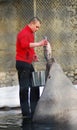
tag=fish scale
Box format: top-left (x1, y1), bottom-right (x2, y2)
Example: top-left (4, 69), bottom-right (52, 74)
top-left (43, 36), bottom-right (52, 61)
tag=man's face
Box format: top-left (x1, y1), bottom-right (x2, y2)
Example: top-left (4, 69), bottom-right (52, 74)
top-left (32, 21), bottom-right (41, 32)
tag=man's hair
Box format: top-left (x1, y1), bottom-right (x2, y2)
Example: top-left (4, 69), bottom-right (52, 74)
top-left (29, 17), bottom-right (41, 24)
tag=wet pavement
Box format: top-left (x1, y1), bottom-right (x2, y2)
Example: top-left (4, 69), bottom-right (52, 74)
top-left (0, 109), bottom-right (77, 130)
top-left (0, 109), bottom-right (21, 130)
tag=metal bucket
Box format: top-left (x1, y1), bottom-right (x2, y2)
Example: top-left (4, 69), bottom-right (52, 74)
top-left (32, 71), bottom-right (46, 87)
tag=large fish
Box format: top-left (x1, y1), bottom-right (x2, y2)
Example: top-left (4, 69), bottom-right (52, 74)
top-left (43, 36), bottom-right (52, 61)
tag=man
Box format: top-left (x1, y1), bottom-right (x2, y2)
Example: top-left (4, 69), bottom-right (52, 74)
top-left (16, 17), bottom-right (48, 120)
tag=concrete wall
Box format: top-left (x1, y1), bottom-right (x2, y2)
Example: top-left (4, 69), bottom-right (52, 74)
top-left (0, 0), bottom-right (34, 86)
top-left (0, 0), bottom-right (77, 87)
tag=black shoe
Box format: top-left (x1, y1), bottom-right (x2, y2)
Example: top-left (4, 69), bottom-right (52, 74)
top-left (22, 117), bottom-right (32, 125)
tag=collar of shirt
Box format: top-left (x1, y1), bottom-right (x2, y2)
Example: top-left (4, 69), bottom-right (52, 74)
top-left (25, 25), bottom-right (33, 33)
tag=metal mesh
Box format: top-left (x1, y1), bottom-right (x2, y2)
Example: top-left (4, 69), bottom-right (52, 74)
top-left (34, 0), bottom-right (77, 71)
top-left (15, 0), bottom-right (34, 30)
top-left (0, 0), bottom-right (77, 72)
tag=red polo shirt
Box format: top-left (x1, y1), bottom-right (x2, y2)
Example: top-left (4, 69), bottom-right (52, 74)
top-left (16, 25), bottom-right (36, 64)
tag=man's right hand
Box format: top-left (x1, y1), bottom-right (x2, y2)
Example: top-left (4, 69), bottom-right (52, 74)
top-left (39, 39), bottom-right (48, 46)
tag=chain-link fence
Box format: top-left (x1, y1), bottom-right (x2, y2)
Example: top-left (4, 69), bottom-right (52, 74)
top-left (14, 0), bottom-right (77, 71)
top-left (0, 0), bottom-right (77, 85)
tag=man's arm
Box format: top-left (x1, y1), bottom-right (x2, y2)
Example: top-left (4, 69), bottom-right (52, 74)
top-left (30, 39), bottom-right (48, 48)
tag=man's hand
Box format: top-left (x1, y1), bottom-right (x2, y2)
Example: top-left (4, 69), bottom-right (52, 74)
top-left (33, 54), bottom-right (39, 62)
top-left (39, 39), bottom-right (48, 46)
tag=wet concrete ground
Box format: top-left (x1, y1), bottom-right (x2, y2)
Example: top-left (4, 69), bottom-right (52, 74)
top-left (0, 109), bottom-right (77, 130)
top-left (0, 109), bottom-right (21, 130)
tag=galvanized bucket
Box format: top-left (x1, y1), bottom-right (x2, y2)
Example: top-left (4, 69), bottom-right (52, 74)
top-left (32, 71), bottom-right (46, 87)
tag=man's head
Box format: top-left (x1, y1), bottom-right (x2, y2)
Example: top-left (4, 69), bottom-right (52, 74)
top-left (28, 17), bottom-right (41, 32)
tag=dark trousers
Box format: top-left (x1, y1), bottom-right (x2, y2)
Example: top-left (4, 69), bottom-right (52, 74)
top-left (16, 61), bottom-right (40, 117)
